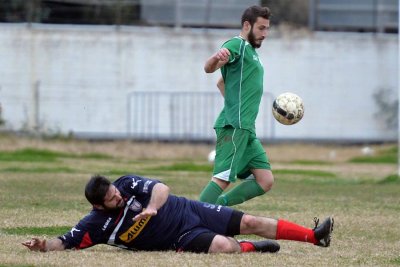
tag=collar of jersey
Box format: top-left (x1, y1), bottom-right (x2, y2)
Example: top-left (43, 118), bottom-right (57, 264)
top-left (236, 35), bottom-right (250, 45)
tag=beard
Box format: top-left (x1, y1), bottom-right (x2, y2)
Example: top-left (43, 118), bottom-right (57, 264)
top-left (248, 27), bottom-right (263, 48)
top-left (102, 199), bottom-right (125, 211)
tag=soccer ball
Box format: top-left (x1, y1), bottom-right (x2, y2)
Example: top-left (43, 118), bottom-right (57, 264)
top-left (272, 92), bottom-right (304, 125)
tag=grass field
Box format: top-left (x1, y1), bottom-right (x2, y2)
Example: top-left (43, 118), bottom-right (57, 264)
top-left (0, 134), bottom-right (399, 267)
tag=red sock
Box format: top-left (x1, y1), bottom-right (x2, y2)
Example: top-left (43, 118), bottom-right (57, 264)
top-left (239, 241), bottom-right (256, 252)
top-left (276, 219), bottom-right (316, 244)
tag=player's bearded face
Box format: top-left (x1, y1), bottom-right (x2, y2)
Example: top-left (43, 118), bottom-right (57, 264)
top-left (248, 28), bottom-right (261, 48)
top-left (102, 185), bottom-right (125, 210)
top-left (247, 18), bottom-right (269, 48)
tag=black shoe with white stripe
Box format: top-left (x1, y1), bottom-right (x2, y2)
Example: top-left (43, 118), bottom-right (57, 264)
top-left (313, 217), bottom-right (334, 247)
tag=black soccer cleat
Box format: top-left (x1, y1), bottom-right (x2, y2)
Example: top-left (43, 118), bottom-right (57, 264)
top-left (313, 217), bottom-right (334, 247)
top-left (244, 240), bottom-right (280, 253)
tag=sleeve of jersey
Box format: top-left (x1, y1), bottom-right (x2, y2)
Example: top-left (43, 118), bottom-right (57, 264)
top-left (222, 38), bottom-right (242, 64)
top-left (57, 220), bottom-right (100, 250)
top-left (119, 175), bottom-right (161, 197)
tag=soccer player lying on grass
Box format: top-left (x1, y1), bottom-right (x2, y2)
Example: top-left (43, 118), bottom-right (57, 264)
top-left (22, 175), bottom-right (334, 253)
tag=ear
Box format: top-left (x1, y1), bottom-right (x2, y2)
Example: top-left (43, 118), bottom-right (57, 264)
top-left (243, 21), bottom-right (251, 33)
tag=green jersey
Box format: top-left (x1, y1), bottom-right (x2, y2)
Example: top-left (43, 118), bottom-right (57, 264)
top-left (214, 36), bottom-right (264, 133)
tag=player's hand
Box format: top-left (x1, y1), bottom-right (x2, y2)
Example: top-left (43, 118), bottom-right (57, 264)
top-left (22, 238), bottom-right (47, 252)
top-left (133, 208), bottom-right (157, 221)
top-left (213, 48), bottom-right (230, 64)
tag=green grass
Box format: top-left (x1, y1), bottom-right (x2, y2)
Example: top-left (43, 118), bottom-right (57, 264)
top-left (0, 148), bottom-right (68, 162)
top-left (148, 162), bottom-right (213, 172)
top-left (0, 148), bottom-right (112, 162)
top-left (378, 174), bottom-right (400, 184)
top-left (390, 257), bottom-right (400, 265)
top-left (78, 153), bottom-right (113, 159)
top-left (349, 146), bottom-right (398, 164)
top-left (0, 166), bottom-right (76, 173)
top-left (289, 160), bottom-right (332, 165)
top-left (2, 226), bottom-right (71, 236)
top-left (274, 169), bottom-right (336, 177)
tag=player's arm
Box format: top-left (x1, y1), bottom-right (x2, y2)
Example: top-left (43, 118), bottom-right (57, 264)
top-left (22, 237), bottom-right (65, 252)
top-left (133, 183), bottom-right (170, 221)
top-left (204, 48), bottom-right (230, 73)
top-left (217, 76), bottom-right (225, 97)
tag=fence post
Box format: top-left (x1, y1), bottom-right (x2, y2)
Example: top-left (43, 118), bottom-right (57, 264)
top-left (33, 80), bottom-right (40, 132)
top-left (174, 0), bottom-right (182, 29)
top-left (308, 0), bottom-right (316, 31)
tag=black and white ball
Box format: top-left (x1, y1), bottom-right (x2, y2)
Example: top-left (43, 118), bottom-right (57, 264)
top-left (272, 92), bottom-right (304, 125)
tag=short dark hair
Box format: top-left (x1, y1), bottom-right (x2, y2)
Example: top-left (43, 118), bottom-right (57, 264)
top-left (85, 175), bottom-right (111, 205)
top-left (241, 5), bottom-right (271, 27)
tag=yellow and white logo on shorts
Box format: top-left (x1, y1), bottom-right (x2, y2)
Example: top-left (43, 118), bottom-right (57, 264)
top-left (119, 215), bottom-right (151, 243)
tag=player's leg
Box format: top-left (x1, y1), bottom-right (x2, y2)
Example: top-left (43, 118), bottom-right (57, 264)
top-left (183, 201), bottom-right (280, 253)
top-left (183, 232), bottom-right (279, 253)
top-left (180, 232), bottom-right (243, 253)
top-left (209, 235), bottom-right (280, 253)
top-left (240, 214), bottom-right (334, 247)
top-left (199, 127), bottom-right (248, 204)
top-left (206, 209), bottom-right (279, 253)
top-left (208, 235), bottom-right (241, 253)
top-left (247, 137), bottom-right (274, 193)
top-left (199, 178), bottom-right (229, 204)
top-left (252, 168), bottom-right (274, 192)
top-left (216, 137), bottom-right (272, 206)
top-left (215, 176), bottom-right (265, 206)
top-left (199, 127), bottom-right (229, 203)
top-left (215, 168), bottom-right (273, 205)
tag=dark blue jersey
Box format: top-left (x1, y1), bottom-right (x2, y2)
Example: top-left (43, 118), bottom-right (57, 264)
top-left (58, 175), bottom-right (236, 251)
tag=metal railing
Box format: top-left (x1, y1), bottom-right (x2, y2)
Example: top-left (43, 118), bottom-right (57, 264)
top-left (127, 91), bottom-right (275, 142)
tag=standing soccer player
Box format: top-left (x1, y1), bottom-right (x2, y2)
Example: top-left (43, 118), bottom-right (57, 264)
top-left (199, 6), bottom-right (274, 206)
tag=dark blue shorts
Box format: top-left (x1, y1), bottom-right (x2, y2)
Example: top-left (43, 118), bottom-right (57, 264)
top-left (174, 199), bottom-right (243, 253)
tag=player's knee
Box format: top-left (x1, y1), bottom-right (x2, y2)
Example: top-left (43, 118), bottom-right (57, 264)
top-left (240, 214), bottom-right (259, 230)
top-left (265, 175), bottom-right (274, 190)
top-left (209, 236), bottom-right (239, 253)
top-left (259, 174), bottom-right (274, 192)
top-left (212, 177), bottom-right (230, 190)
top-left (254, 170), bottom-right (274, 192)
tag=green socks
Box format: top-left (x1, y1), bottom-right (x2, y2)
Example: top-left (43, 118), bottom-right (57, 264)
top-left (216, 180), bottom-right (265, 206)
top-left (199, 181), bottom-right (223, 204)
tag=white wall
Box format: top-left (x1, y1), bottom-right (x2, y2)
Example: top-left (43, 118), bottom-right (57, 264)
top-left (0, 24), bottom-right (397, 141)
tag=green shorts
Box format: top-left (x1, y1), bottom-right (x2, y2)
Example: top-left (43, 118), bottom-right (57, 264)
top-left (212, 126), bottom-right (271, 183)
